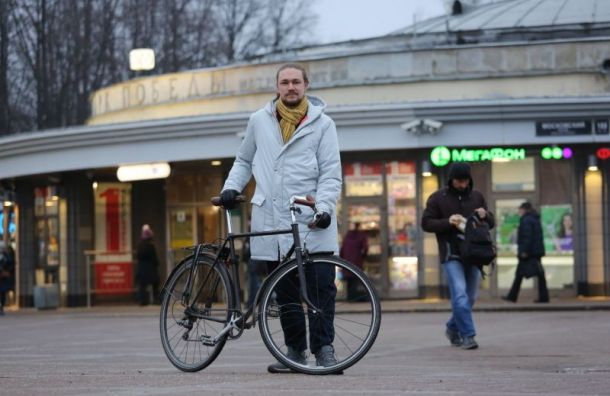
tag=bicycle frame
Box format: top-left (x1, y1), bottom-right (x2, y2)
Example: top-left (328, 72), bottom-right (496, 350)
top-left (179, 196), bottom-right (321, 335)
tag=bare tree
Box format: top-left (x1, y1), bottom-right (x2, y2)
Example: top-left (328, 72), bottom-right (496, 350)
top-left (0, 1), bottom-right (11, 134)
top-left (262, 0), bottom-right (318, 53)
top-left (212, 0), bottom-right (263, 63)
top-left (2, 0), bottom-right (319, 134)
top-left (156, 0), bottom-right (217, 73)
top-left (8, 0), bottom-right (123, 130)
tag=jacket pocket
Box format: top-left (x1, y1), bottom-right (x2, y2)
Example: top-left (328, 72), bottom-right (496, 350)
top-left (251, 193), bottom-right (265, 206)
top-left (250, 192), bottom-right (267, 232)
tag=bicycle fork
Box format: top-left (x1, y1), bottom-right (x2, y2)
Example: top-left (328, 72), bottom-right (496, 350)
top-left (289, 209), bottom-right (322, 315)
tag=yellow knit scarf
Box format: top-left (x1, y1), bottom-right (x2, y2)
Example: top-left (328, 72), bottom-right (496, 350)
top-left (276, 98), bottom-right (308, 143)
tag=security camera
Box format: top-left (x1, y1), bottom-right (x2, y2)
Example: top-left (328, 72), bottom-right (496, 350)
top-left (400, 119), bottom-right (423, 134)
top-left (422, 119), bottom-right (443, 133)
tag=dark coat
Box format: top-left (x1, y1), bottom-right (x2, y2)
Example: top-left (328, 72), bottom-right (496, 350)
top-left (340, 230), bottom-right (368, 268)
top-left (517, 211), bottom-right (545, 258)
top-left (135, 239), bottom-right (160, 285)
top-left (421, 177), bottom-right (495, 263)
top-left (0, 249), bottom-right (15, 293)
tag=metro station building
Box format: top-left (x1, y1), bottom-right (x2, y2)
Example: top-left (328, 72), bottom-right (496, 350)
top-left (0, 0), bottom-right (609, 307)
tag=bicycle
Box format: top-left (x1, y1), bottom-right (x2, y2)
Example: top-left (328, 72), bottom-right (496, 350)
top-left (159, 195), bottom-right (381, 375)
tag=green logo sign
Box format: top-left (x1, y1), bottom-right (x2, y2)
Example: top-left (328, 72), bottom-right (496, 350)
top-left (541, 146), bottom-right (572, 159)
top-left (430, 146), bottom-right (526, 167)
top-left (430, 146), bottom-right (452, 167)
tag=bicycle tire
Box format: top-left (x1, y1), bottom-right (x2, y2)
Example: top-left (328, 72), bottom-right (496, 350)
top-left (258, 255), bottom-right (381, 375)
top-left (160, 254), bottom-right (234, 372)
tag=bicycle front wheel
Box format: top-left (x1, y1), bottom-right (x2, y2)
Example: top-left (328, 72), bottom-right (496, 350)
top-left (258, 255), bottom-right (381, 375)
top-left (160, 254), bottom-right (234, 372)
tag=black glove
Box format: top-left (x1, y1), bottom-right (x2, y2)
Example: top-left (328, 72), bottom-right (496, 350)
top-left (309, 212), bottom-right (331, 229)
top-left (219, 189), bottom-right (240, 210)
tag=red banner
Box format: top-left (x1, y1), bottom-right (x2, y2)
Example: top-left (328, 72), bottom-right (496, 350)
top-left (94, 262), bottom-right (133, 294)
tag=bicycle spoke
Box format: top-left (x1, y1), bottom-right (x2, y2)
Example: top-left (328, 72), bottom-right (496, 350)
top-left (160, 256), bottom-right (233, 372)
top-left (259, 256), bottom-right (380, 374)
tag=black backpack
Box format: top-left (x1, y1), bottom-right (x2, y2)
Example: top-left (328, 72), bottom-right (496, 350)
top-left (460, 214), bottom-right (496, 267)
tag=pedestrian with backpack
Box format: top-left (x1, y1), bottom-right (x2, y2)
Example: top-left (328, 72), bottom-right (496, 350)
top-left (421, 162), bottom-right (495, 350)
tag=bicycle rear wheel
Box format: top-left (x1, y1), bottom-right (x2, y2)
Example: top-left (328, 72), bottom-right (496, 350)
top-left (258, 255), bottom-right (381, 375)
top-left (160, 254), bottom-right (234, 372)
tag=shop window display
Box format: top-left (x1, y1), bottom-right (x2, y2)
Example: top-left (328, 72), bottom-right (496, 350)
top-left (494, 157), bottom-right (574, 293)
top-left (492, 158), bottom-right (535, 191)
top-left (342, 160), bottom-right (419, 295)
top-left (34, 187), bottom-right (61, 285)
top-left (386, 161), bottom-right (418, 291)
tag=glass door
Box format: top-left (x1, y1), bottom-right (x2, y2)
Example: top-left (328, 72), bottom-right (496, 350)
top-left (386, 161), bottom-right (418, 298)
top-left (494, 198), bottom-right (534, 296)
top-left (167, 206), bottom-right (196, 266)
top-left (345, 200), bottom-right (386, 293)
top-left (167, 204), bottom-right (223, 270)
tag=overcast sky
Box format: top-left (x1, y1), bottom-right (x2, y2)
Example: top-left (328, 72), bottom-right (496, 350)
top-left (312, 0), bottom-right (448, 43)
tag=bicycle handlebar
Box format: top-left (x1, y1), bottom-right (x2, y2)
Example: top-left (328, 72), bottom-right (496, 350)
top-left (211, 195), bottom-right (246, 207)
top-left (290, 195), bottom-right (316, 210)
top-left (210, 194), bottom-right (317, 211)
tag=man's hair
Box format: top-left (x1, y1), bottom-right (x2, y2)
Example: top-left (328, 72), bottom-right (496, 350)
top-left (276, 63), bottom-right (309, 84)
top-left (519, 201), bottom-right (533, 211)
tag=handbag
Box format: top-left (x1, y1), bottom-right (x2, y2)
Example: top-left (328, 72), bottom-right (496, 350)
top-left (517, 257), bottom-right (542, 279)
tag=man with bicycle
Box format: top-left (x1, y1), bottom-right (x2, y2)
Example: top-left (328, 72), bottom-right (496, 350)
top-left (219, 63), bottom-right (342, 373)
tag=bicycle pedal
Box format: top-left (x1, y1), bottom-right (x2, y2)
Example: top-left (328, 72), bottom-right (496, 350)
top-left (200, 335), bottom-right (216, 346)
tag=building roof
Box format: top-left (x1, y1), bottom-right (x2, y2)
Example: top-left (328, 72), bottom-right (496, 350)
top-left (392, 0), bottom-right (610, 35)
top-left (254, 0), bottom-right (610, 63)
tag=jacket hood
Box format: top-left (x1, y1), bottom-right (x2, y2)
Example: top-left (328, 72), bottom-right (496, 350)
top-left (446, 162), bottom-right (473, 194)
top-left (265, 95), bottom-right (327, 121)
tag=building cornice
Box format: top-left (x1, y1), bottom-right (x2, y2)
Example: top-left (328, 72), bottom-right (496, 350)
top-left (1, 96), bottom-right (609, 179)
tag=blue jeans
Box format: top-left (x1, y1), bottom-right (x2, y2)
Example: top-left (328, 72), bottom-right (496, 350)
top-left (444, 260), bottom-right (481, 337)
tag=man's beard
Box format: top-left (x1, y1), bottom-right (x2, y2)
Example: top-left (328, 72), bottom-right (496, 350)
top-left (281, 95), bottom-right (303, 108)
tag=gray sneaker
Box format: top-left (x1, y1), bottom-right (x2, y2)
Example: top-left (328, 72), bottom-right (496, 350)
top-left (461, 336), bottom-right (479, 350)
top-left (445, 328), bottom-right (462, 347)
top-left (267, 347), bottom-right (307, 374)
top-left (315, 345), bottom-right (338, 367)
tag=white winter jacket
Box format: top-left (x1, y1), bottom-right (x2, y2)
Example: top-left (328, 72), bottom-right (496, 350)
top-left (222, 95), bottom-right (342, 260)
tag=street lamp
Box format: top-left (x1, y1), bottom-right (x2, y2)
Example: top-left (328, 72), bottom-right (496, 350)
top-left (129, 48), bottom-right (155, 71)
top-left (421, 160), bottom-right (433, 177)
top-left (588, 154), bottom-right (599, 172)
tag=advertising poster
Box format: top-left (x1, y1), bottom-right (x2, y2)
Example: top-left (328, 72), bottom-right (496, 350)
top-left (390, 257), bottom-right (418, 290)
top-left (541, 204), bottom-right (573, 254)
top-left (94, 183), bottom-right (133, 294)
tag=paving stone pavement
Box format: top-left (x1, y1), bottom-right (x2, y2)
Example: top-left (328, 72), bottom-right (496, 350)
top-left (0, 303), bottom-right (609, 395)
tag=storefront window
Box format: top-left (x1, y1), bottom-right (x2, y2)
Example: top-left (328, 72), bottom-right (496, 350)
top-left (344, 162), bottom-right (383, 196)
top-left (34, 187), bottom-right (62, 285)
top-left (538, 160), bottom-right (574, 290)
top-left (347, 204), bottom-right (382, 283)
top-left (166, 169), bottom-right (224, 266)
top-left (492, 158), bottom-right (535, 191)
top-left (494, 157), bottom-right (574, 293)
top-left (341, 159), bottom-right (420, 297)
top-left (386, 161), bottom-right (418, 291)
top-left (495, 198), bottom-right (535, 290)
